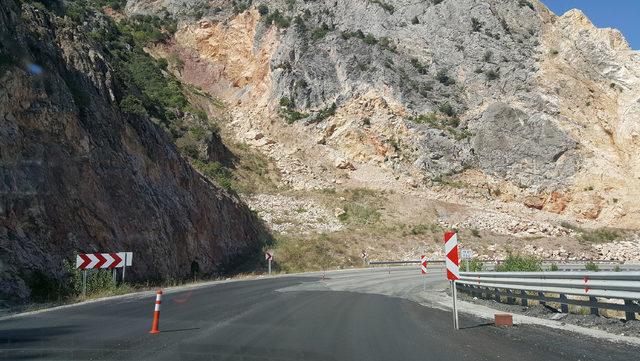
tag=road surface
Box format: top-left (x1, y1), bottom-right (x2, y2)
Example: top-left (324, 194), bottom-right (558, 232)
top-left (1, 266), bottom-right (638, 360)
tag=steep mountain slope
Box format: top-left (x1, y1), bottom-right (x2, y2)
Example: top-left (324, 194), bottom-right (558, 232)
top-left (127, 0), bottom-right (640, 229)
top-left (0, 1), bottom-right (269, 302)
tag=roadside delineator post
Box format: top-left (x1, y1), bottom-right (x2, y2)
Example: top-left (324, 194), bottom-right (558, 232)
top-left (265, 251), bottom-right (273, 275)
top-left (420, 255), bottom-right (428, 291)
top-left (149, 290), bottom-right (162, 334)
top-left (444, 231), bottom-right (460, 330)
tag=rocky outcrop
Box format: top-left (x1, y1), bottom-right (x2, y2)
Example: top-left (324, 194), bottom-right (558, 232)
top-left (0, 2), bottom-right (269, 302)
top-left (125, 0), bottom-right (640, 227)
top-left (471, 103), bottom-right (580, 190)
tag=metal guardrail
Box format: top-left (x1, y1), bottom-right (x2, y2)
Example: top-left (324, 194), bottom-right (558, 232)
top-left (369, 260), bottom-right (444, 265)
top-left (457, 271), bottom-right (640, 320)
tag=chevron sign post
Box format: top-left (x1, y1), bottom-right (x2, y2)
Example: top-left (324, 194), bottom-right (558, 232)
top-left (265, 251), bottom-right (273, 275)
top-left (420, 255), bottom-right (428, 291)
top-left (444, 231), bottom-right (460, 330)
top-left (420, 255), bottom-right (427, 274)
top-left (76, 252), bottom-right (133, 296)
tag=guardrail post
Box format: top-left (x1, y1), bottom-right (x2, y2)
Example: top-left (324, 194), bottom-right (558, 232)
top-left (506, 289), bottom-right (515, 305)
top-left (494, 288), bottom-right (500, 302)
top-left (589, 296), bottom-right (599, 316)
top-left (624, 300), bottom-right (636, 321)
top-left (538, 292), bottom-right (545, 306)
top-left (520, 290), bottom-right (528, 307)
top-left (559, 294), bottom-right (569, 313)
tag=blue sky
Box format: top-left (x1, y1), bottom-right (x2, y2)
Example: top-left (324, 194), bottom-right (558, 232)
top-left (542, 0), bottom-right (639, 49)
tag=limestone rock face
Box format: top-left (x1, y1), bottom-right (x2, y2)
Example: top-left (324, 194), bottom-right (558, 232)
top-left (471, 103), bottom-right (580, 189)
top-left (127, 0), bottom-right (640, 226)
top-left (0, 2), bottom-right (268, 302)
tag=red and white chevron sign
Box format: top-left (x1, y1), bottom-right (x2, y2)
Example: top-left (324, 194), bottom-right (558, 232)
top-left (265, 252), bottom-right (273, 261)
top-left (76, 252), bottom-right (132, 270)
top-left (444, 232), bottom-right (460, 281)
top-left (420, 255), bottom-right (427, 274)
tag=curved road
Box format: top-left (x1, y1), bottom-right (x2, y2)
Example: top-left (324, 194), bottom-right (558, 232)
top-left (1, 266), bottom-right (638, 360)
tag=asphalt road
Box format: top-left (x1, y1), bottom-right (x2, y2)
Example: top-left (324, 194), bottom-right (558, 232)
top-left (1, 267), bottom-right (639, 360)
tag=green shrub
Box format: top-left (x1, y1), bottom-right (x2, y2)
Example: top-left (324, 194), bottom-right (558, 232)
top-left (264, 9), bottom-right (291, 28)
top-left (61, 260), bottom-right (131, 300)
top-left (120, 95), bottom-right (148, 116)
top-left (310, 23), bottom-right (330, 41)
top-left (341, 31), bottom-right (394, 52)
top-left (549, 263), bottom-right (559, 271)
top-left (482, 50), bottom-right (492, 62)
top-left (378, 37), bottom-right (396, 52)
top-left (339, 203), bottom-right (381, 225)
top-left (175, 134), bottom-right (201, 159)
top-left (438, 102), bottom-right (456, 117)
top-left (410, 58), bottom-right (428, 74)
top-left (312, 103), bottom-right (337, 122)
top-left (495, 253), bottom-right (542, 272)
top-left (561, 223), bottom-right (622, 244)
top-left (579, 228), bottom-right (620, 243)
top-left (614, 265), bottom-right (622, 272)
top-left (363, 33), bottom-right (378, 45)
top-left (518, 0), bottom-right (534, 11)
top-left (280, 108), bottom-right (308, 124)
top-left (436, 69), bottom-right (455, 85)
top-left (471, 17), bottom-right (483, 32)
top-left (485, 68), bottom-right (500, 81)
top-left (408, 112), bottom-right (437, 125)
top-left (278, 97), bottom-right (308, 123)
top-left (279, 97), bottom-right (293, 108)
top-left (462, 258), bottom-right (484, 272)
top-left (585, 262), bottom-right (599, 272)
top-left (193, 160), bottom-right (235, 189)
top-left (257, 4), bottom-right (269, 16)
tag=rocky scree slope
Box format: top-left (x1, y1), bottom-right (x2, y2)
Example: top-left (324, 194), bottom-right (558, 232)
top-left (127, 0), bottom-right (640, 228)
top-left (0, 1), bottom-right (269, 303)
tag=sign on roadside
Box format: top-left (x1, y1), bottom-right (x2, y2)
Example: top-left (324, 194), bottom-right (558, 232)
top-left (420, 255), bottom-right (427, 274)
top-left (444, 231), bottom-right (460, 330)
top-left (444, 232), bottom-right (460, 281)
top-left (75, 252), bottom-right (132, 269)
top-left (75, 252), bottom-right (133, 297)
top-left (461, 249), bottom-right (473, 260)
top-left (266, 251), bottom-right (273, 275)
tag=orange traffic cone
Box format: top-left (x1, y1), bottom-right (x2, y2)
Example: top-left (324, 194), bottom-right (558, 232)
top-left (149, 289), bottom-right (162, 334)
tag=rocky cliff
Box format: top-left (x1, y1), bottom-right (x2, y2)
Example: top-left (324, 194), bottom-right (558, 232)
top-left (0, 1), bottom-right (269, 303)
top-left (126, 0), bottom-right (640, 229)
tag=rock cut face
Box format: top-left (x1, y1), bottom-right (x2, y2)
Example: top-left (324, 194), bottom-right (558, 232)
top-left (0, 2), bottom-right (269, 302)
top-left (127, 0), bottom-right (640, 227)
top-left (471, 103), bottom-right (580, 190)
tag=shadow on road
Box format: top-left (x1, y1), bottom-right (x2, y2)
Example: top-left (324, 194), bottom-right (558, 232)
top-left (158, 327), bottom-right (200, 333)
top-left (459, 322), bottom-right (494, 330)
top-left (0, 325), bottom-right (77, 345)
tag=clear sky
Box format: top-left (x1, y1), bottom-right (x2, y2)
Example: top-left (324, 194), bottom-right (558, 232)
top-left (542, 0), bottom-right (639, 49)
